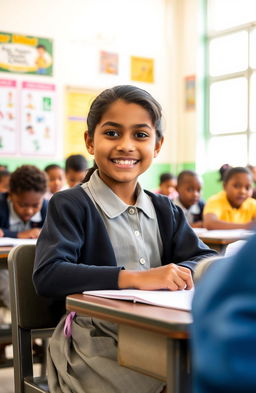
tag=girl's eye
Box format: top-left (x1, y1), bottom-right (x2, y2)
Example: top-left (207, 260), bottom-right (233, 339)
top-left (135, 131), bottom-right (148, 139)
top-left (105, 130), bottom-right (119, 137)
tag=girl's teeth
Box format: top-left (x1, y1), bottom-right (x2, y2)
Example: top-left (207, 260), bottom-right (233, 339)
top-left (114, 160), bottom-right (136, 165)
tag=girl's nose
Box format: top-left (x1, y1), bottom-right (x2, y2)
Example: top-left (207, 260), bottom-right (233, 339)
top-left (116, 136), bottom-right (135, 151)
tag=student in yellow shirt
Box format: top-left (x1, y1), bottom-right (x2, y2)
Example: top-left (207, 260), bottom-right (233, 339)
top-left (203, 167), bottom-right (256, 230)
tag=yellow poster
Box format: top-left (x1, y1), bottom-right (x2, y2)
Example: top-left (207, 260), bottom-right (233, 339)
top-left (65, 88), bottom-right (99, 157)
top-left (131, 56), bottom-right (154, 83)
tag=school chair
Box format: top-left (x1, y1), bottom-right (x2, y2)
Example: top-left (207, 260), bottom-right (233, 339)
top-left (8, 244), bottom-right (58, 393)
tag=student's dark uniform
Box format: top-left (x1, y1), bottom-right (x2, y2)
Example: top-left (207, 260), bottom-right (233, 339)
top-left (0, 193), bottom-right (47, 309)
top-left (33, 185), bottom-right (217, 393)
top-left (0, 192), bottom-right (48, 238)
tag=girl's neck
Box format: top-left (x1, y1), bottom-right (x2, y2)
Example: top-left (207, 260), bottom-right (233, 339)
top-left (111, 183), bottom-right (138, 205)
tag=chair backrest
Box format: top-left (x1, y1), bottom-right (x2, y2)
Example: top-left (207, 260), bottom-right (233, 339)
top-left (8, 244), bottom-right (58, 393)
top-left (8, 244), bottom-right (59, 329)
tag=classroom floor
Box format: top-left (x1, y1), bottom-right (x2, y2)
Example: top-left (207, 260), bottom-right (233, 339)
top-left (0, 366), bottom-right (14, 393)
top-left (0, 345), bottom-right (41, 393)
top-left (0, 345), bottom-right (14, 393)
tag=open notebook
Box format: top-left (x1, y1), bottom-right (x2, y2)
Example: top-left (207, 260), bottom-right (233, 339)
top-left (83, 289), bottom-right (194, 311)
top-left (0, 237), bottom-right (37, 247)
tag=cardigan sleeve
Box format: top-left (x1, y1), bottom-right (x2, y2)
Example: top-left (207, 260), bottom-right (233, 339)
top-left (33, 189), bottom-right (123, 298)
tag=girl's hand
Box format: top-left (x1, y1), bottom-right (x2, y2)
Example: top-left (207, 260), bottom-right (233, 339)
top-left (0, 229), bottom-right (4, 237)
top-left (17, 228), bottom-right (41, 239)
top-left (118, 264), bottom-right (193, 291)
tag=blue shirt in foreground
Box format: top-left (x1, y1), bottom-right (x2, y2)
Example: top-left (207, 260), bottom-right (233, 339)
top-left (192, 233), bottom-right (256, 393)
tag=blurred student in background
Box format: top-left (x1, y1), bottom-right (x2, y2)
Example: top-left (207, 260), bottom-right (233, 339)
top-left (192, 233), bottom-right (256, 393)
top-left (155, 172), bottom-right (178, 200)
top-left (64, 154), bottom-right (88, 188)
top-left (0, 165), bottom-right (48, 238)
top-left (203, 167), bottom-right (256, 230)
top-left (174, 170), bottom-right (204, 228)
top-left (0, 169), bottom-right (10, 193)
top-left (44, 164), bottom-right (65, 200)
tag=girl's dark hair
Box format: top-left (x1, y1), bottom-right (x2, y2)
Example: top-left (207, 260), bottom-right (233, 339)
top-left (44, 164), bottom-right (63, 173)
top-left (159, 172), bottom-right (176, 184)
top-left (84, 85), bottom-right (163, 182)
top-left (10, 165), bottom-right (47, 194)
top-left (223, 166), bottom-right (252, 184)
top-left (219, 164), bottom-right (232, 182)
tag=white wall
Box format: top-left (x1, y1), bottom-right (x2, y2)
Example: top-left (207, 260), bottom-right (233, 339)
top-left (1, 0), bottom-right (175, 163)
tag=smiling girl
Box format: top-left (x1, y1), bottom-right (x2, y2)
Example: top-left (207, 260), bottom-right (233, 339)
top-left (33, 85), bottom-right (216, 393)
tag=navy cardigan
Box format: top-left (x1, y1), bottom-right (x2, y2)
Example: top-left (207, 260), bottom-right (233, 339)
top-left (33, 186), bottom-right (216, 317)
top-left (0, 192), bottom-right (48, 238)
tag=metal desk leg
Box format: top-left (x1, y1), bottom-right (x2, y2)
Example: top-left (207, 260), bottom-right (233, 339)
top-left (167, 339), bottom-right (192, 393)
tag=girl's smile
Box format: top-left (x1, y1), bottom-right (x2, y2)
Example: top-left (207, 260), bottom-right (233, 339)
top-left (85, 99), bottom-right (163, 200)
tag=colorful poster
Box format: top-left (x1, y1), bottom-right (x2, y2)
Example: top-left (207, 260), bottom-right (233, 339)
top-left (131, 56), bottom-right (154, 83)
top-left (65, 89), bottom-right (98, 157)
top-left (100, 51), bottom-right (118, 75)
top-left (20, 81), bottom-right (56, 155)
top-left (0, 32), bottom-right (53, 76)
top-left (0, 79), bottom-right (18, 154)
top-left (185, 75), bottom-right (196, 111)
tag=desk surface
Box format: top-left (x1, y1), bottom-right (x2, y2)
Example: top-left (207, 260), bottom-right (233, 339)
top-left (66, 294), bottom-right (192, 339)
top-left (0, 246), bottom-right (12, 260)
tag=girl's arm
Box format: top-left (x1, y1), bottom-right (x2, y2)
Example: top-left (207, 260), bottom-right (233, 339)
top-left (118, 264), bottom-right (193, 291)
top-left (203, 213), bottom-right (253, 230)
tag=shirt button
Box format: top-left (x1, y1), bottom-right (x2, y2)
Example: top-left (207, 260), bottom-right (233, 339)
top-left (128, 207), bottom-right (135, 215)
top-left (139, 258), bottom-right (145, 265)
top-left (134, 230), bottom-right (140, 237)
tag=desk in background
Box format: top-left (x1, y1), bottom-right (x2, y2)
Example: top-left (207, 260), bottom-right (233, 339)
top-left (66, 294), bottom-right (192, 393)
top-left (194, 228), bottom-right (253, 253)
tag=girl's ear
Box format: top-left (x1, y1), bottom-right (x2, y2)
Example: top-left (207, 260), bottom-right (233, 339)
top-left (84, 131), bottom-right (94, 155)
top-left (154, 136), bottom-right (164, 158)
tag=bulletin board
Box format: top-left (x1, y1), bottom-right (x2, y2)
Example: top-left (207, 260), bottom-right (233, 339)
top-left (0, 32), bottom-right (53, 76)
top-left (65, 87), bottom-right (100, 158)
top-left (0, 78), bottom-right (56, 156)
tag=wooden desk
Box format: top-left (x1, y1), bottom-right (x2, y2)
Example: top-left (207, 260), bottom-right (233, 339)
top-left (199, 236), bottom-right (236, 253)
top-left (0, 246), bottom-right (12, 269)
top-left (66, 294), bottom-right (192, 393)
top-left (197, 229), bottom-right (253, 254)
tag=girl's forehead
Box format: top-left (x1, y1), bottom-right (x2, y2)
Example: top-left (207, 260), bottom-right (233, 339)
top-left (228, 173), bottom-right (252, 183)
top-left (99, 99), bottom-right (154, 125)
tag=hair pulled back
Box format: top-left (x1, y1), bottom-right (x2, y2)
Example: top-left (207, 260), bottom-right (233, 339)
top-left (84, 85), bottom-right (163, 182)
top-left (223, 166), bottom-right (252, 184)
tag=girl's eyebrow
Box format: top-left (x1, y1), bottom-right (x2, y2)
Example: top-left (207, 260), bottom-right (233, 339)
top-left (101, 121), bottom-right (153, 130)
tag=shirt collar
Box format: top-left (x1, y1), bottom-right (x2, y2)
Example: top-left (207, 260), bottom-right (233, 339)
top-left (85, 170), bottom-right (154, 219)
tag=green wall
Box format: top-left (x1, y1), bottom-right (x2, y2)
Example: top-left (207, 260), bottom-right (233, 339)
top-left (0, 157), bottom-right (65, 172)
top-left (1, 156), bottom-right (222, 200)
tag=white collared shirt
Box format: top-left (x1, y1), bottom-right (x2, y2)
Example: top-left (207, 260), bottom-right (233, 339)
top-left (81, 171), bottom-right (163, 270)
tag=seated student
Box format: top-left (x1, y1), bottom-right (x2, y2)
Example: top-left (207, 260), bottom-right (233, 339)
top-left (174, 170), bottom-right (204, 228)
top-left (155, 172), bottom-right (178, 200)
top-left (191, 233), bottom-right (256, 393)
top-left (0, 165), bottom-right (48, 362)
top-left (203, 166), bottom-right (256, 230)
top-left (0, 169), bottom-right (10, 193)
top-left (44, 164), bottom-right (65, 200)
top-left (64, 154), bottom-right (88, 188)
top-left (0, 164), bottom-right (48, 238)
top-left (33, 85), bottom-right (216, 393)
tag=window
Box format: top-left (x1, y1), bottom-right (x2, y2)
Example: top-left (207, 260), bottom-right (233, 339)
top-left (206, 0), bottom-right (256, 168)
